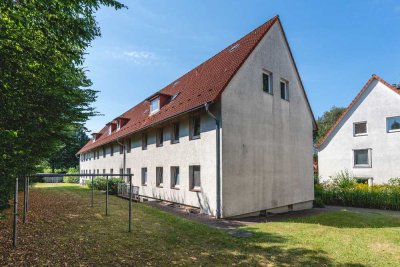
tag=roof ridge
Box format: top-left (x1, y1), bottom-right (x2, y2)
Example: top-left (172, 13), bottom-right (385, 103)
top-left (316, 74), bottom-right (399, 148)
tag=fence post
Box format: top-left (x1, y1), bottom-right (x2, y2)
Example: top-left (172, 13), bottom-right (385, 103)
top-left (13, 177), bottom-right (19, 247)
top-left (91, 175), bottom-right (94, 207)
top-left (106, 175), bottom-right (109, 216)
top-left (23, 176), bottom-right (27, 224)
top-left (128, 174), bottom-right (132, 233)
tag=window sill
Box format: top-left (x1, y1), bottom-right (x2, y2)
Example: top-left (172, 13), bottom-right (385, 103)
top-left (353, 165), bottom-right (372, 168)
top-left (171, 186), bottom-right (180, 190)
top-left (142, 184), bottom-right (147, 186)
top-left (190, 136), bottom-right (201, 140)
top-left (354, 134), bottom-right (368, 137)
top-left (171, 141), bottom-right (180, 144)
top-left (156, 144), bottom-right (163, 148)
top-left (388, 129), bottom-right (400, 133)
top-left (156, 185), bottom-right (163, 188)
top-left (189, 188), bottom-right (201, 192)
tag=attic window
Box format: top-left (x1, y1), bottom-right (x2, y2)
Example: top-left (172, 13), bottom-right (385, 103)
top-left (116, 120), bottom-right (121, 130)
top-left (108, 125), bottom-right (112, 135)
top-left (150, 97), bottom-right (160, 114)
top-left (171, 92), bottom-right (180, 101)
top-left (229, 43), bottom-right (240, 52)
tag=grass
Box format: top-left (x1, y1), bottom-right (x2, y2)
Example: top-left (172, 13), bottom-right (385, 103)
top-left (1, 183), bottom-right (399, 266)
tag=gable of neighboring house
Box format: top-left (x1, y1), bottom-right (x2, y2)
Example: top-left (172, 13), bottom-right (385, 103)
top-left (318, 75), bottom-right (400, 184)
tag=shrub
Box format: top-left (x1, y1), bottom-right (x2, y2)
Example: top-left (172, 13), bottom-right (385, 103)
top-left (63, 167), bottom-right (80, 183)
top-left (86, 177), bottom-right (122, 194)
top-left (313, 197), bottom-right (325, 208)
top-left (388, 178), bottom-right (400, 186)
top-left (330, 170), bottom-right (356, 189)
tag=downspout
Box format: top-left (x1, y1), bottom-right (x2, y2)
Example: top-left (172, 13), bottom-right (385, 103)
top-left (117, 138), bottom-right (126, 181)
top-left (204, 102), bottom-right (221, 219)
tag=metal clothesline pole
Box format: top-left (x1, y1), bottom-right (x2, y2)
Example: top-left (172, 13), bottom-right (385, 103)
top-left (12, 177), bottom-right (19, 247)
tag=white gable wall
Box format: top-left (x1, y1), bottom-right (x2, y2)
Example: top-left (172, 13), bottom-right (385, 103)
top-left (318, 80), bottom-right (400, 184)
top-left (220, 22), bottom-right (314, 218)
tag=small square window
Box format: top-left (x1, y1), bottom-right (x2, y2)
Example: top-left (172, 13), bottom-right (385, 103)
top-left (142, 133), bottom-right (148, 150)
top-left (170, 166), bottom-right (180, 189)
top-left (354, 122), bottom-right (367, 136)
top-left (156, 128), bottom-right (163, 147)
top-left (190, 116), bottom-right (201, 140)
top-left (150, 97), bottom-right (160, 114)
top-left (189, 165), bottom-right (201, 191)
top-left (141, 168), bottom-right (147, 185)
top-left (387, 116), bottom-right (400, 133)
top-left (280, 80), bottom-right (289, 101)
top-left (171, 123), bottom-right (180, 144)
top-left (354, 149), bottom-right (371, 168)
top-left (263, 72), bottom-right (273, 94)
top-left (156, 167), bottom-right (163, 187)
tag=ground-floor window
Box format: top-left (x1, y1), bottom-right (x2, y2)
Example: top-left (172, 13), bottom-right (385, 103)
top-left (189, 165), bottom-right (201, 191)
top-left (156, 167), bottom-right (163, 187)
top-left (141, 168), bottom-right (147, 185)
top-left (170, 166), bottom-right (180, 189)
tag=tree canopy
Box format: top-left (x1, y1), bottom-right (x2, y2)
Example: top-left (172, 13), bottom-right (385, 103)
top-left (0, 0), bottom-right (125, 210)
top-left (314, 106), bottom-right (346, 145)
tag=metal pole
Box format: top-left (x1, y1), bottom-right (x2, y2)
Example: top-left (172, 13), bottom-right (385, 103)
top-left (91, 175), bottom-right (94, 207)
top-left (128, 174), bottom-right (132, 233)
top-left (13, 177), bottom-right (19, 247)
top-left (23, 177), bottom-right (27, 224)
top-left (26, 177), bottom-right (29, 211)
top-left (106, 175), bottom-right (109, 216)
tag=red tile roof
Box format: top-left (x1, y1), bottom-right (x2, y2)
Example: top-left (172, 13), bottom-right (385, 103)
top-left (316, 74), bottom-right (400, 148)
top-left (78, 15), bottom-right (314, 154)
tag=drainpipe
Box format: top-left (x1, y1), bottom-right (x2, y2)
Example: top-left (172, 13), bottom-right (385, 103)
top-left (117, 138), bottom-right (126, 182)
top-left (204, 102), bottom-right (221, 219)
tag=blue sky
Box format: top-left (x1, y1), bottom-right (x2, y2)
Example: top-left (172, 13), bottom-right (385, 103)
top-left (84, 0), bottom-right (400, 133)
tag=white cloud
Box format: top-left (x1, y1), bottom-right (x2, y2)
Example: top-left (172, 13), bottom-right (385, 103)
top-left (108, 48), bottom-right (159, 64)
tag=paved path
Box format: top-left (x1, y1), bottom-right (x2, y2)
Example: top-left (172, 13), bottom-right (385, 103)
top-left (145, 201), bottom-right (400, 229)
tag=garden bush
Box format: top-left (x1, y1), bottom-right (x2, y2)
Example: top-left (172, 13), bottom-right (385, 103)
top-left (86, 177), bottom-right (121, 194)
top-left (63, 167), bottom-right (80, 183)
top-left (320, 183), bottom-right (400, 210)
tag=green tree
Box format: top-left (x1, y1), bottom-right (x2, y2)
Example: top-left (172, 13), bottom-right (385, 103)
top-left (47, 126), bottom-right (90, 173)
top-left (0, 0), bottom-right (125, 210)
top-left (314, 106), bottom-right (346, 145)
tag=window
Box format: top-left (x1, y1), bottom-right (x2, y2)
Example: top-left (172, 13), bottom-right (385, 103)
top-left (354, 122), bottom-right (367, 136)
top-left (156, 128), bottom-right (163, 147)
top-left (103, 147), bottom-right (106, 158)
top-left (97, 169), bottom-right (99, 174)
top-left (262, 72), bottom-right (272, 94)
top-left (170, 166), bottom-right (180, 189)
top-left (119, 144), bottom-right (124, 154)
top-left (117, 120), bottom-right (121, 130)
top-left (126, 168), bottom-right (131, 183)
top-left (189, 165), bottom-right (201, 191)
top-left (171, 123), bottom-right (180, 144)
top-left (141, 168), bottom-right (147, 185)
top-left (387, 116), bottom-right (400, 133)
top-left (119, 168), bottom-right (123, 178)
top-left (280, 80), bottom-right (289, 101)
top-left (110, 145), bottom-right (114, 156)
top-left (156, 167), bottom-right (163, 187)
top-left (110, 168), bottom-right (113, 174)
top-left (103, 169), bottom-right (106, 174)
top-left (150, 97), bottom-right (160, 114)
top-left (108, 125), bottom-right (112, 135)
top-left (127, 138), bottom-right (131, 153)
top-left (142, 133), bottom-right (148, 150)
top-left (354, 149), bottom-right (371, 168)
top-left (190, 116), bottom-right (201, 140)
top-left (96, 150), bottom-right (99, 159)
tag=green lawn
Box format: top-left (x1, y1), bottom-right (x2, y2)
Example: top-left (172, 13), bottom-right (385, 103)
top-left (1, 184), bottom-right (399, 266)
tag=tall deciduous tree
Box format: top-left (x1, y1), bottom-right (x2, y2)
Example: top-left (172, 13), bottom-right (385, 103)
top-left (314, 106), bottom-right (346, 145)
top-left (0, 0), bottom-right (125, 210)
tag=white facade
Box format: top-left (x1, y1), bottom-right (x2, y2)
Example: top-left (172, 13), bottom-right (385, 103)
top-left (318, 78), bottom-right (400, 184)
top-left (79, 20), bottom-right (315, 218)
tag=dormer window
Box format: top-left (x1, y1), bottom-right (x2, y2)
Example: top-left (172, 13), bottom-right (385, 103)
top-left (150, 97), bottom-right (160, 114)
top-left (91, 133), bottom-right (102, 142)
top-left (117, 120), bottom-right (121, 130)
top-left (107, 122), bottom-right (117, 135)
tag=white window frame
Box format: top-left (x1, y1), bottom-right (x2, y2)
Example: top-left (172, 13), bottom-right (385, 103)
top-left (280, 79), bottom-right (289, 101)
top-left (353, 121), bottom-right (368, 136)
top-left (353, 149), bottom-right (372, 168)
top-left (150, 97), bottom-right (160, 114)
top-left (156, 167), bottom-right (163, 187)
top-left (189, 165), bottom-right (201, 191)
top-left (190, 116), bottom-right (201, 140)
top-left (262, 70), bottom-right (273, 95)
top-left (387, 116), bottom-right (400, 133)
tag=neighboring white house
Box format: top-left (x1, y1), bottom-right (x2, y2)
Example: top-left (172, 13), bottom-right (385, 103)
top-left (318, 75), bottom-right (400, 184)
top-left (77, 16), bottom-right (316, 218)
